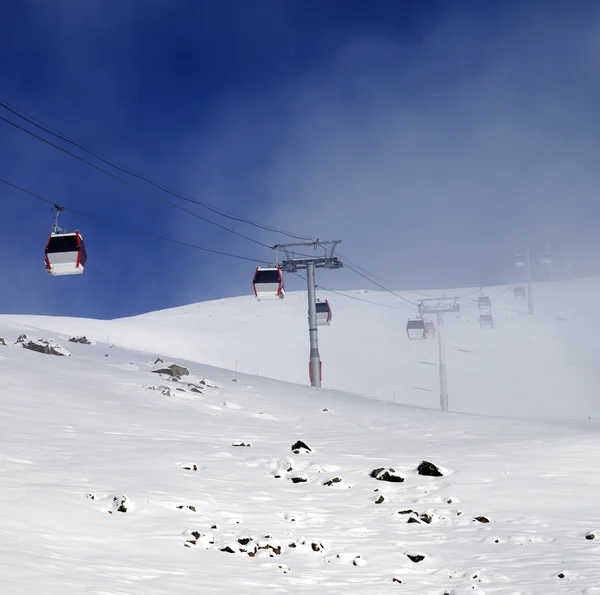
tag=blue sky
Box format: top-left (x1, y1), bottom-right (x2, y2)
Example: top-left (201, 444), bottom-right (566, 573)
top-left (1, 0), bottom-right (599, 319)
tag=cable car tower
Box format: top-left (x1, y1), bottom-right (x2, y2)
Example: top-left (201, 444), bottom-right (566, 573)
top-left (416, 297), bottom-right (460, 412)
top-left (515, 247), bottom-right (534, 315)
top-left (274, 239), bottom-right (343, 388)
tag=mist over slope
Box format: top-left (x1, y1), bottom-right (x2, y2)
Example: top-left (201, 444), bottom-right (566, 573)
top-left (5, 276), bottom-right (599, 422)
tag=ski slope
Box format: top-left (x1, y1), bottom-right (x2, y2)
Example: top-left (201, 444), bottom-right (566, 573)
top-left (1, 313), bottom-right (600, 594)
top-left (5, 276), bottom-right (600, 421)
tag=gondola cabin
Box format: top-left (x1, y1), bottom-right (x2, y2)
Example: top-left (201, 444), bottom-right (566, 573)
top-left (478, 295), bottom-right (491, 309)
top-left (45, 231), bottom-right (87, 276)
top-left (253, 266), bottom-right (284, 300)
top-left (541, 252), bottom-right (552, 265)
top-left (406, 318), bottom-right (427, 340)
top-left (514, 286), bottom-right (526, 299)
top-left (424, 319), bottom-right (436, 337)
top-left (479, 313), bottom-right (494, 329)
top-left (315, 299), bottom-right (332, 326)
top-left (515, 253), bottom-right (525, 267)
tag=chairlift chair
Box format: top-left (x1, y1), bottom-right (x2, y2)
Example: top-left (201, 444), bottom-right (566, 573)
top-left (479, 313), bottom-right (494, 329)
top-left (513, 286), bottom-right (526, 299)
top-left (315, 299), bottom-right (332, 326)
top-left (406, 318), bottom-right (427, 340)
top-left (253, 266), bottom-right (285, 300)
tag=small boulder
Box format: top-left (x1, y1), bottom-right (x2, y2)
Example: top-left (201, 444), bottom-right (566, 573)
top-left (585, 532), bottom-right (596, 540)
top-left (68, 335), bottom-right (91, 344)
top-left (291, 440), bottom-right (312, 453)
top-left (370, 467), bottom-right (405, 483)
top-left (375, 495), bottom-right (385, 504)
top-left (417, 460), bottom-right (443, 477)
top-left (22, 339), bottom-right (70, 356)
top-left (323, 476), bottom-right (343, 487)
top-left (153, 363), bottom-right (189, 379)
top-left (0, 338), bottom-right (6, 346)
top-left (289, 476), bottom-right (308, 484)
top-left (473, 516), bottom-right (490, 523)
top-left (406, 553), bottom-right (425, 563)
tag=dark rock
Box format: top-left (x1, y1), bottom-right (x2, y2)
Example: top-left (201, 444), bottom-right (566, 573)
top-left (406, 553), bottom-right (425, 563)
top-left (113, 496), bottom-right (128, 513)
top-left (22, 340), bottom-right (69, 356)
top-left (154, 357), bottom-right (164, 364)
top-left (323, 476), bottom-right (342, 486)
top-left (417, 460), bottom-right (443, 477)
top-left (15, 334), bottom-right (28, 344)
top-left (370, 467), bottom-right (405, 482)
top-left (557, 573), bottom-right (565, 579)
top-left (311, 542), bottom-right (324, 552)
top-left (407, 516), bottom-right (420, 524)
top-left (68, 335), bottom-right (91, 344)
top-left (375, 495), bottom-right (385, 504)
top-left (233, 442), bottom-right (252, 447)
top-left (398, 509), bottom-right (414, 515)
top-left (153, 363), bottom-right (189, 379)
top-left (0, 338), bottom-right (6, 346)
top-left (238, 537), bottom-right (253, 546)
top-left (392, 577), bottom-right (402, 584)
top-left (290, 476), bottom-right (308, 484)
top-left (585, 532), bottom-right (596, 540)
top-left (182, 464), bottom-right (198, 471)
top-left (291, 440), bottom-right (312, 453)
top-left (221, 546), bottom-right (236, 554)
top-left (420, 513), bottom-right (433, 524)
top-left (473, 516), bottom-right (490, 523)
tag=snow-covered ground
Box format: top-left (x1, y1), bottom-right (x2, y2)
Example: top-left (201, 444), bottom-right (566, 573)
top-left (5, 276), bottom-right (600, 421)
top-left (1, 278), bottom-right (600, 593)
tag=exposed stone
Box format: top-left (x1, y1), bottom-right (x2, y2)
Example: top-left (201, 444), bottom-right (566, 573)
top-left (407, 516), bottom-right (420, 524)
top-left (398, 509), bottom-right (414, 515)
top-left (154, 357), bottom-right (164, 364)
top-left (291, 440), bottom-right (312, 453)
top-left (15, 334), bottom-right (28, 344)
top-left (473, 516), bottom-right (490, 523)
top-left (182, 464), bottom-right (198, 471)
top-left (585, 532), bottom-right (596, 540)
top-left (0, 338), bottom-right (6, 346)
top-left (233, 442), bottom-right (252, 447)
top-left (375, 495), bottom-right (385, 504)
top-left (68, 335), bottom-right (91, 344)
top-left (392, 577), bottom-right (403, 584)
top-left (370, 467), bottom-right (405, 482)
top-left (290, 476), bottom-right (308, 484)
top-left (417, 460), bottom-right (443, 477)
top-left (406, 553), bottom-right (425, 563)
top-left (420, 513), bottom-right (433, 524)
top-left (22, 339), bottom-right (70, 356)
top-left (220, 546), bottom-right (236, 554)
top-left (323, 476), bottom-right (343, 486)
top-left (152, 363), bottom-right (189, 379)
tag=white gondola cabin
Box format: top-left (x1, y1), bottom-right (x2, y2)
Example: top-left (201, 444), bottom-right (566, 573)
top-left (541, 251), bottom-right (552, 265)
top-left (315, 299), bottom-right (332, 326)
top-left (515, 253), bottom-right (525, 267)
top-left (478, 295), bottom-right (491, 309)
top-left (406, 318), bottom-right (427, 340)
top-left (479, 313), bottom-right (494, 328)
top-left (514, 285), bottom-right (526, 299)
top-left (424, 319), bottom-right (436, 337)
top-left (253, 266), bottom-right (284, 300)
top-left (45, 231), bottom-right (87, 276)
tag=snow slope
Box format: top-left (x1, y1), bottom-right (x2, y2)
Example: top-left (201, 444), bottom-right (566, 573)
top-left (5, 276), bottom-right (600, 422)
top-left (1, 320), bottom-right (600, 595)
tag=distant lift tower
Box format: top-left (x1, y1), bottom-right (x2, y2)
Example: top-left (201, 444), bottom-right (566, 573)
top-left (275, 240), bottom-right (343, 388)
top-left (516, 248), bottom-right (534, 315)
top-left (417, 297), bottom-right (461, 412)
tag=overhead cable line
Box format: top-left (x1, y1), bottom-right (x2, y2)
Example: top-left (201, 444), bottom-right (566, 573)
top-left (342, 262), bottom-right (418, 306)
top-left (0, 100), bottom-right (313, 241)
top-left (290, 272), bottom-right (401, 309)
top-left (0, 112), bottom-right (276, 250)
top-left (0, 177), bottom-right (270, 265)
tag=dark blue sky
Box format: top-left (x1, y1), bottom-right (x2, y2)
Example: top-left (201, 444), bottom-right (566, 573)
top-left (1, 0), bottom-right (599, 319)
